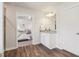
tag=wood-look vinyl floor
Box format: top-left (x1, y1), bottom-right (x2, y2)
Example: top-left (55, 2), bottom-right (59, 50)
top-left (4, 44), bottom-right (78, 57)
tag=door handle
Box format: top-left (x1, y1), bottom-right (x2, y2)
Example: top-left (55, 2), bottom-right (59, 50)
top-left (76, 33), bottom-right (79, 35)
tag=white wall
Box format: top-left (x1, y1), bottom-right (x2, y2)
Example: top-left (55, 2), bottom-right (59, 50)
top-left (16, 6), bottom-right (44, 44)
top-left (56, 2), bottom-right (79, 55)
top-left (56, 2), bottom-right (78, 49)
top-left (0, 2), bottom-right (4, 53)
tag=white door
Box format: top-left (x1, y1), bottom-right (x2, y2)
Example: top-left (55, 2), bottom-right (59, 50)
top-left (61, 5), bottom-right (79, 55)
top-left (5, 5), bottom-right (16, 50)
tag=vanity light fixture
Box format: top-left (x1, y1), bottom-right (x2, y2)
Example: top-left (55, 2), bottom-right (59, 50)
top-left (46, 12), bottom-right (55, 17)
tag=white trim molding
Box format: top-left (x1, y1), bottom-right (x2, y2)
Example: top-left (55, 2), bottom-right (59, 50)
top-left (5, 47), bottom-right (17, 51)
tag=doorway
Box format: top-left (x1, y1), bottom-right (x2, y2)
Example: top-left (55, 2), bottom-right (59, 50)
top-left (17, 15), bottom-right (33, 47)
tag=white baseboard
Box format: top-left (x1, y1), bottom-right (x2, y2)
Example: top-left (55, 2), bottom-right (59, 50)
top-left (56, 45), bottom-right (63, 50)
top-left (5, 47), bottom-right (17, 51)
top-left (63, 48), bottom-right (79, 56)
top-left (32, 42), bottom-right (41, 45)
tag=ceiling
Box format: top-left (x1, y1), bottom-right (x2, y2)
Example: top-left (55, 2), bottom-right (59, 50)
top-left (6, 2), bottom-right (63, 12)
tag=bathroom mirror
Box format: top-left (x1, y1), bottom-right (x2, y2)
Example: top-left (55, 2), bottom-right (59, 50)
top-left (40, 12), bottom-right (56, 32)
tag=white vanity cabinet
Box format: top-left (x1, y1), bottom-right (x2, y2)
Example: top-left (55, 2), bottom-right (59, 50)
top-left (40, 32), bottom-right (56, 49)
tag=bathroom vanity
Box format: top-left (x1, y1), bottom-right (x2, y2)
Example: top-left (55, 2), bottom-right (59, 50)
top-left (40, 31), bottom-right (56, 49)
top-left (40, 12), bottom-right (56, 49)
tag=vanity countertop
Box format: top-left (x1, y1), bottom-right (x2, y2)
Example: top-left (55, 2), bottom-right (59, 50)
top-left (40, 30), bottom-right (56, 34)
